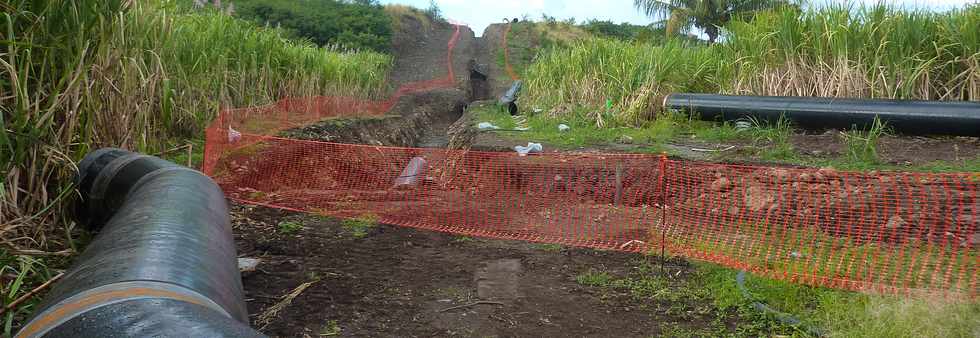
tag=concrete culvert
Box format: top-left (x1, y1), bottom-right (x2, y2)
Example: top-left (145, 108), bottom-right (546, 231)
top-left (17, 148), bottom-right (265, 338)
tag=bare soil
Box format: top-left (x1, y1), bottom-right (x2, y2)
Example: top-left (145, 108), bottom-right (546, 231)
top-left (234, 204), bottom-right (752, 338)
top-left (788, 131), bottom-right (980, 165)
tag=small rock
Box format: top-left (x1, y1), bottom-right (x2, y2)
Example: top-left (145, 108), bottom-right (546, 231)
top-left (711, 177), bottom-right (732, 192)
top-left (767, 168), bottom-right (792, 183)
top-left (619, 135), bottom-right (634, 144)
top-left (885, 215), bottom-right (907, 229)
top-left (817, 167), bottom-right (838, 179)
top-left (745, 186), bottom-right (775, 212)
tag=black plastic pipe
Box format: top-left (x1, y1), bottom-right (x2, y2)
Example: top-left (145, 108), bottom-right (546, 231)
top-left (17, 148), bottom-right (265, 338)
top-left (665, 93), bottom-right (980, 136)
top-left (499, 80), bottom-right (523, 115)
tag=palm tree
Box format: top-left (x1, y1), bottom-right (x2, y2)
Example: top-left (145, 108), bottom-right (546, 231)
top-left (633, 0), bottom-right (794, 43)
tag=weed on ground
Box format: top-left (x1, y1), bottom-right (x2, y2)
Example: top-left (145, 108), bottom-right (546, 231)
top-left (573, 256), bottom-right (980, 337)
top-left (341, 215), bottom-right (379, 238)
top-left (277, 220), bottom-right (304, 234)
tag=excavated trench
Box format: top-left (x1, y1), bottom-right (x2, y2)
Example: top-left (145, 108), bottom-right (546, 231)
top-left (281, 22), bottom-right (493, 150)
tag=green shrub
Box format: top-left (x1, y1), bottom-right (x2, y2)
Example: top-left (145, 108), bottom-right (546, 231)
top-left (233, 0), bottom-right (394, 52)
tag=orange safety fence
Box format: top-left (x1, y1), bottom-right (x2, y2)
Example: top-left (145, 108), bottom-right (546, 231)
top-left (204, 135), bottom-right (978, 297)
top-left (203, 23), bottom-right (978, 298)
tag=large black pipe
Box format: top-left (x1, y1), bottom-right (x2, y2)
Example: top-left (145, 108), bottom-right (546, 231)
top-left (17, 148), bottom-right (265, 338)
top-left (665, 93), bottom-right (980, 136)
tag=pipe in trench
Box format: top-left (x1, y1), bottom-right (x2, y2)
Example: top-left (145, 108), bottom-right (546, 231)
top-left (664, 93), bottom-right (980, 136)
top-left (17, 148), bottom-right (265, 338)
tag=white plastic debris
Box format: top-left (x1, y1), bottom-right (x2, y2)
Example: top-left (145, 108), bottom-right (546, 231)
top-left (477, 122), bottom-right (500, 130)
top-left (735, 121), bottom-right (752, 131)
top-left (533, 108), bottom-right (543, 113)
top-left (228, 127), bottom-right (242, 143)
top-left (558, 124), bottom-right (571, 132)
top-left (238, 257), bottom-right (261, 272)
top-left (514, 142), bottom-right (543, 156)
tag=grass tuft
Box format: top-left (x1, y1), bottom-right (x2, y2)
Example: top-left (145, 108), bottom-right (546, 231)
top-left (842, 117), bottom-right (890, 165)
top-left (341, 214), bottom-right (379, 239)
top-left (277, 220), bottom-right (303, 234)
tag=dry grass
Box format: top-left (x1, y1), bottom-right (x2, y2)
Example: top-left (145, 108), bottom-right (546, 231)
top-left (256, 280), bottom-right (316, 330)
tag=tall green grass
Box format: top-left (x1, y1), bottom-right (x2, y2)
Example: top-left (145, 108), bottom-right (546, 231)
top-left (1, 0), bottom-right (391, 332)
top-left (727, 5), bottom-right (980, 100)
top-left (523, 4), bottom-right (979, 125)
top-left (1, 0), bottom-right (390, 251)
top-left (523, 39), bottom-right (724, 124)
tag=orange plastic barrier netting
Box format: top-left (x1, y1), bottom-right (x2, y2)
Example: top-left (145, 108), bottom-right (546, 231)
top-left (204, 133), bottom-right (980, 297)
top-left (202, 22), bottom-right (977, 297)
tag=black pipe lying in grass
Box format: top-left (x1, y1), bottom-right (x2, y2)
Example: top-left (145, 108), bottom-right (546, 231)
top-left (664, 93), bottom-right (980, 136)
top-left (17, 148), bottom-right (265, 338)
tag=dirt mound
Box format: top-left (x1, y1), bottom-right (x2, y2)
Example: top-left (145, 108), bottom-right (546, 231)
top-left (476, 24), bottom-right (516, 97)
top-left (389, 20), bottom-right (476, 90)
top-left (283, 89), bottom-right (468, 147)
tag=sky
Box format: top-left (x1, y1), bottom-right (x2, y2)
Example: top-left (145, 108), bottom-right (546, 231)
top-left (378, 0), bottom-right (976, 36)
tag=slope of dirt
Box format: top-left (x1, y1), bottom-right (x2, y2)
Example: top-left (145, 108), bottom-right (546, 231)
top-left (282, 89), bottom-right (468, 147)
top-left (388, 16), bottom-right (477, 92)
top-left (476, 24), bottom-right (515, 98)
top-left (234, 205), bottom-right (755, 338)
top-left (283, 18), bottom-right (479, 149)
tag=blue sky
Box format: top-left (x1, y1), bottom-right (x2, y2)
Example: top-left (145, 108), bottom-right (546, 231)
top-left (379, 0), bottom-right (975, 35)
